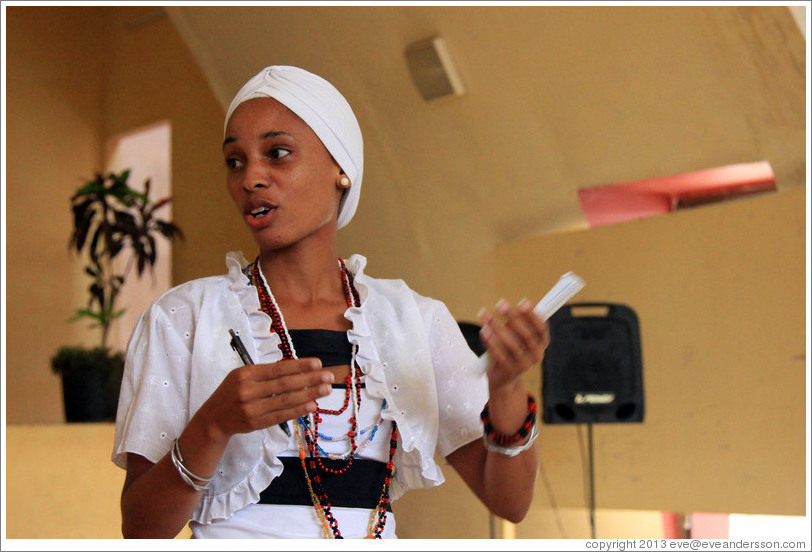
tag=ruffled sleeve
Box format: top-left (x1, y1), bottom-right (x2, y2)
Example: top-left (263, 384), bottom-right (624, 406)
top-left (192, 252), bottom-right (293, 523)
top-left (343, 255), bottom-right (488, 500)
top-left (113, 252), bottom-right (295, 524)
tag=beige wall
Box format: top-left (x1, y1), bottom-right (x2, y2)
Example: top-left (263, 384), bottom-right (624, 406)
top-left (100, 8), bottom-right (248, 286)
top-left (4, 6), bottom-right (232, 425)
top-left (5, 424), bottom-right (125, 539)
top-left (2, 4), bottom-right (807, 541)
top-left (497, 188), bottom-right (807, 520)
top-left (5, 6), bottom-right (108, 423)
top-left (4, 423), bottom-right (657, 540)
top-left (4, 424), bottom-right (193, 539)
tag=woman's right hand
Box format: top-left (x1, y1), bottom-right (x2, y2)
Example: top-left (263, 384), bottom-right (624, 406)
top-left (120, 358), bottom-right (333, 538)
top-left (197, 357), bottom-right (335, 442)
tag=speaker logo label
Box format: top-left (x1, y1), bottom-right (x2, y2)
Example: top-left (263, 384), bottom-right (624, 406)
top-left (574, 393), bottom-right (616, 405)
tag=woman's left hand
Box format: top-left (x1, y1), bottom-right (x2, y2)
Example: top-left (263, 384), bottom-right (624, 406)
top-left (446, 298), bottom-right (548, 522)
top-left (477, 298), bottom-right (549, 392)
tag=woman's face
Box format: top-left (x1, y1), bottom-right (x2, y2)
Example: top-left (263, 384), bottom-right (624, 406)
top-left (223, 97), bottom-right (345, 252)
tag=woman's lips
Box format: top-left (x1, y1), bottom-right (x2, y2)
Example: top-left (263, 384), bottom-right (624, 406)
top-left (250, 206), bottom-right (271, 217)
top-left (244, 202), bottom-right (278, 229)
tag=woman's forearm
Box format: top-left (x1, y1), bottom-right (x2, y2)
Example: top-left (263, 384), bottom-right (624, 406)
top-left (120, 411), bottom-right (230, 538)
top-left (482, 440), bottom-right (539, 522)
top-left (121, 454), bottom-right (208, 538)
top-left (481, 379), bottom-right (540, 522)
top-left (447, 378), bottom-right (540, 524)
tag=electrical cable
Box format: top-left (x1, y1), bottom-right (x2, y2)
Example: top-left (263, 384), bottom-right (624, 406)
top-left (587, 423), bottom-right (596, 539)
top-left (538, 456), bottom-right (568, 538)
top-left (576, 423), bottom-right (597, 539)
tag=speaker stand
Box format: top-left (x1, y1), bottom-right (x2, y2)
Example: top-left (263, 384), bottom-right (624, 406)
top-left (587, 422), bottom-right (596, 539)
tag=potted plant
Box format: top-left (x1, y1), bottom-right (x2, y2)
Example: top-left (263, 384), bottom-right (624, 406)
top-left (51, 169), bottom-right (182, 422)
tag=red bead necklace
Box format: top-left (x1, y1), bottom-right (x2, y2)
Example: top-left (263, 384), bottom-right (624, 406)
top-left (310, 363), bottom-right (365, 476)
top-left (250, 257), bottom-right (398, 538)
top-left (252, 258), bottom-right (362, 465)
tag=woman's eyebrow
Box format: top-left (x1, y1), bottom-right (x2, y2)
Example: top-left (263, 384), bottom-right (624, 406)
top-left (260, 130), bottom-right (289, 140)
top-left (222, 130), bottom-right (290, 150)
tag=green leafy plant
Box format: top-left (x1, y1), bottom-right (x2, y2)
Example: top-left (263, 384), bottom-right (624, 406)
top-left (51, 169), bottom-right (182, 421)
top-left (67, 169), bottom-right (182, 348)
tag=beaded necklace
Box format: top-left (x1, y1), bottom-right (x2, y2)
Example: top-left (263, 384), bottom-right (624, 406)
top-left (248, 257), bottom-right (398, 539)
top-left (317, 399), bottom-right (388, 460)
top-left (251, 259), bottom-right (361, 464)
top-left (293, 418), bottom-right (398, 539)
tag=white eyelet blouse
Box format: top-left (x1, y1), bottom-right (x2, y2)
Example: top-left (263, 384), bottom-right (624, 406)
top-left (112, 251), bottom-right (488, 525)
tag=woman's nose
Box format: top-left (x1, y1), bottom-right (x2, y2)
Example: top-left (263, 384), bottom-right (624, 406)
top-left (242, 163), bottom-right (270, 191)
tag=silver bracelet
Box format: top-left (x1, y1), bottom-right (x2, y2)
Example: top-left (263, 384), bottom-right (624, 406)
top-left (482, 422), bottom-right (539, 457)
top-left (170, 438), bottom-right (212, 492)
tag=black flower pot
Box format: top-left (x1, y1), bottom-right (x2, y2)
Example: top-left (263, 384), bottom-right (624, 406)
top-left (51, 346), bottom-right (124, 422)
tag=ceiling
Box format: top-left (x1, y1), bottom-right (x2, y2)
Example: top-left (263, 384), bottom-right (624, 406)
top-left (157, 5), bottom-right (805, 275)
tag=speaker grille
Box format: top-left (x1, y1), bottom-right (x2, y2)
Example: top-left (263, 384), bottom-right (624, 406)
top-left (542, 303), bottom-right (644, 424)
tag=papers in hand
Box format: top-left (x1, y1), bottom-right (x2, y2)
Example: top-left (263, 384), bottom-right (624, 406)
top-left (472, 272), bottom-right (585, 375)
top-left (532, 271), bottom-right (586, 320)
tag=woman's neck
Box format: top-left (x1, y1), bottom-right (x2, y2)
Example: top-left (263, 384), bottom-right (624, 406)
top-left (256, 241), bottom-right (348, 329)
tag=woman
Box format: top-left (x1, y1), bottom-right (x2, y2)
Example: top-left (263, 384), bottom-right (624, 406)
top-left (113, 65), bottom-right (548, 539)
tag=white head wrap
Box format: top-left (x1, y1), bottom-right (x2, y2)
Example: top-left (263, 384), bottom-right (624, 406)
top-left (224, 66), bottom-right (364, 229)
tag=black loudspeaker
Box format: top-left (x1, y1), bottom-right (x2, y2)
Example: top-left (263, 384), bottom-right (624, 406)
top-left (542, 303), bottom-right (644, 424)
top-left (457, 321), bottom-right (486, 356)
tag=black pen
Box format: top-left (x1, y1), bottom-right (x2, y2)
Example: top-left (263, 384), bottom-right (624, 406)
top-left (228, 329), bottom-right (291, 437)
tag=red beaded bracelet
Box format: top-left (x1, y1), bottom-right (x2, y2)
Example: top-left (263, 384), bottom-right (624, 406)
top-left (480, 393), bottom-right (538, 446)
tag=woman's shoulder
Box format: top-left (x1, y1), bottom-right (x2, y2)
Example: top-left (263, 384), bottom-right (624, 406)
top-left (346, 254), bottom-right (448, 317)
top-left (156, 273), bottom-right (231, 301)
top-left (347, 254), bottom-right (421, 297)
top-left (149, 252), bottom-right (249, 311)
